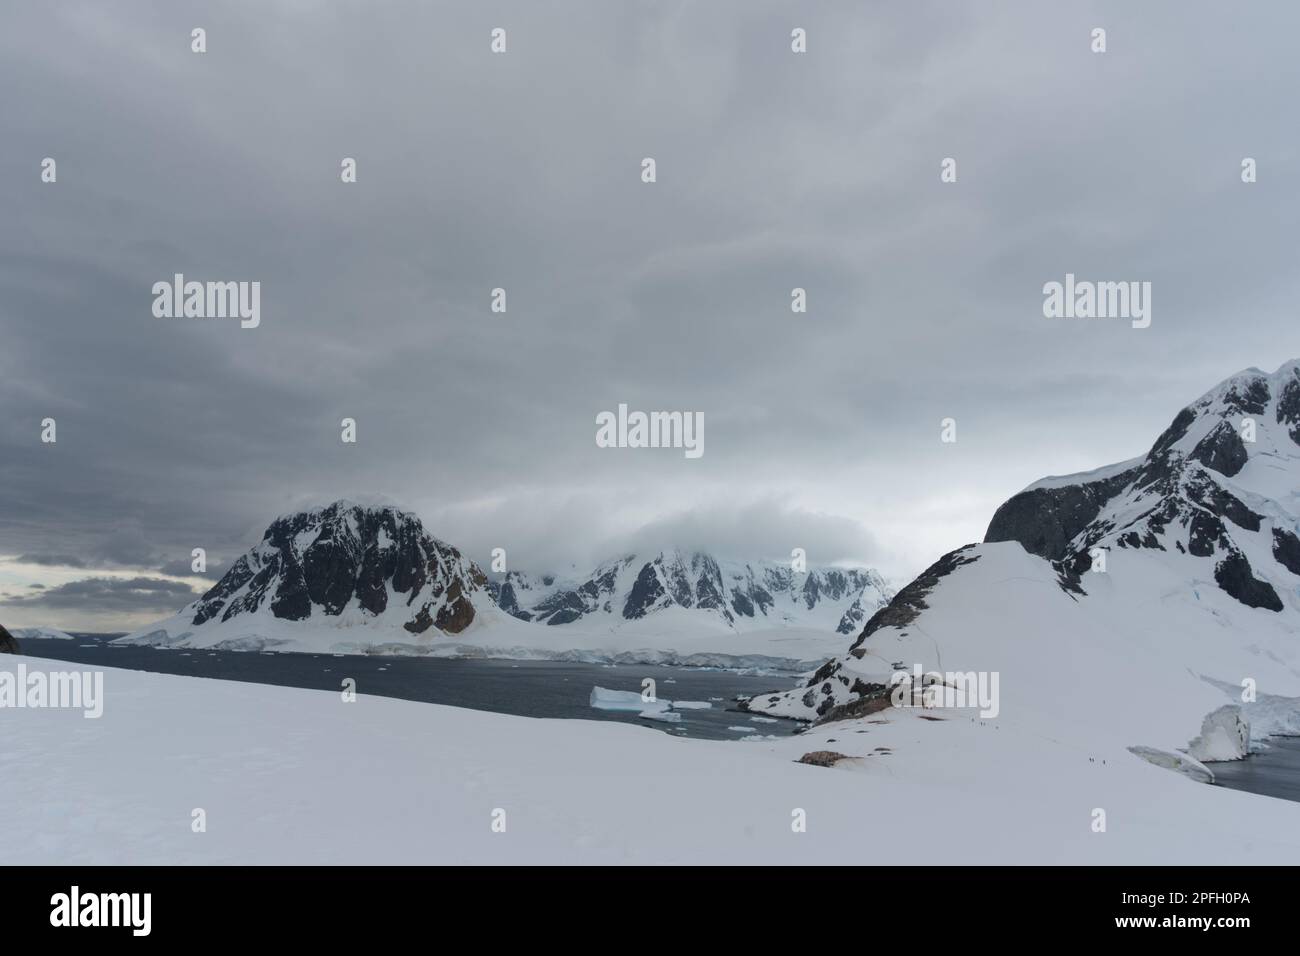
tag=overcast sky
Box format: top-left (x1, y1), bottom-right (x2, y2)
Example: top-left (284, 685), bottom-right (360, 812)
top-left (3, 1), bottom-right (1299, 631)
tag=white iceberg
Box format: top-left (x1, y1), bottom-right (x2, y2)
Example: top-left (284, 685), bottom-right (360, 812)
top-left (589, 686), bottom-right (670, 715)
top-left (11, 627), bottom-right (76, 641)
top-left (1187, 705), bottom-right (1250, 762)
top-left (1128, 746), bottom-right (1215, 784)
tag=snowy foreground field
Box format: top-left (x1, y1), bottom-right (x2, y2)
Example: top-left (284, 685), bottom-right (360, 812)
top-left (4, 653), bottom-right (1299, 865)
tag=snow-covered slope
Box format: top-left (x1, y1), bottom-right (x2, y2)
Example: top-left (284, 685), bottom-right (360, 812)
top-left (118, 500), bottom-right (500, 652)
top-left (5, 655), bottom-right (1297, 864)
top-left (746, 361), bottom-right (1300, 767)
top-left (487, 553), bottom-right (891, 635)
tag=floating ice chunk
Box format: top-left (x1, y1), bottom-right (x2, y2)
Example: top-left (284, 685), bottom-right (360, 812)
top-left (726, 726), bottom-right (754, 733)
top-left (589, 686), bottom-right (670, 714)
top-left (12, 627), bottom-right (76, 641)
top-left (1128, 746), bottom-right (1215, 784)
top-left (750, 716), bottom-right (778, 724)
top-left (671, 700), bottom-right (712, 710)
top-left (639, 710), bottom-right (682, 723)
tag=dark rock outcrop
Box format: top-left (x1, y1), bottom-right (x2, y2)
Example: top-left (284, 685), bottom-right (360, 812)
top-left (1190, 421), bottom-right (1249, 477)
top-left (1272, 528), bottom-right (1300, 576)
top-left (1187, 512), bottom-right (1226, 557)
top-left (984, 469), bottom-right (1136, 561)
top-left (797, 750), bottom-right (852, 768)
top-left (1276, 371), bottom-right (1300, 445)
top-left (815, 684), bottom-right (894, 723)
top-left (1214, 552), bottom-right (1283, 611)
top-left (0, 624), bottom-right (20, 654)
top-left (623, 563), bottom-right (666, 620)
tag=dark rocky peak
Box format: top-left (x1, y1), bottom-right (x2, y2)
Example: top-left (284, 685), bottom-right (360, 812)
top-left (187, 500), bottom-right (487, 635)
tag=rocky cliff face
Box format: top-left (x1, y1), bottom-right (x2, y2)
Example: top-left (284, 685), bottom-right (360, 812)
top-left (0, 624), bottom-right (20, 654)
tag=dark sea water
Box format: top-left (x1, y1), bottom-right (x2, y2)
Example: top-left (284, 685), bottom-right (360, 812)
top-left (1209, 736), bottom-right (1300, 803)
top-left (17, 633), bottom-right (802, 742)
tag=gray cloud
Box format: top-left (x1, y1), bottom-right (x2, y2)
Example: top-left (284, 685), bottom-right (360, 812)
top-left (15, 529), bottom-right (218, 575)
top-left (0, 577), bottom-right (200, 614)
top-left (3, 1), bottom-right (1299, 629)
top-left (156, 557), bottom-right (227, 578)
top-left (18, 553), bottom-right (89, 568)
top-left (614, 500), bottom-right (879, 568)
top-left (424, 492), bottom-right (881, 578)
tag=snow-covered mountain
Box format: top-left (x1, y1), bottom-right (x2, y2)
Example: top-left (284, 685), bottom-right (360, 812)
top-left (120, 500), bottom-right (494, 648)
top-left (487, 553), bottom-right (891, 634)
top-left (746, 361), bottom-right (1300, 766)
top-left (985, 360), bottom-right (1300, 608)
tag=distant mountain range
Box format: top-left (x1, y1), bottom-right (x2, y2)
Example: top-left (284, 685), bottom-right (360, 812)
top-left (488, 555), bottom-right (891, 634)
top-left (116, 499), bottom-right (890, 653)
